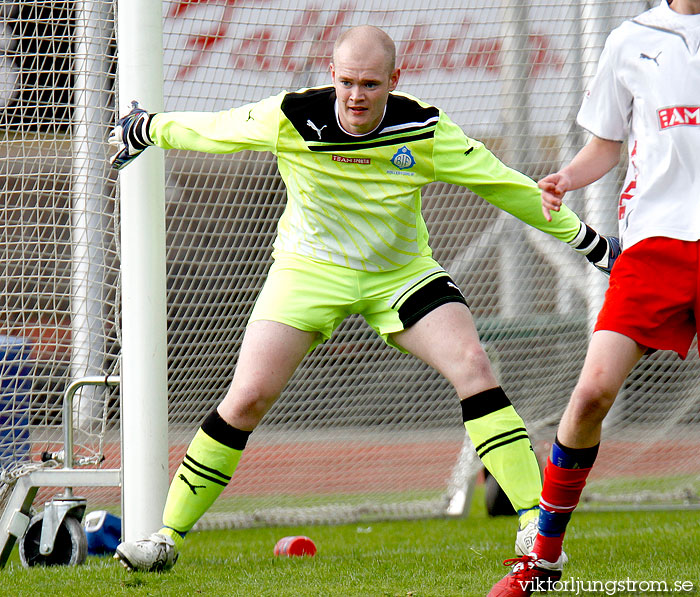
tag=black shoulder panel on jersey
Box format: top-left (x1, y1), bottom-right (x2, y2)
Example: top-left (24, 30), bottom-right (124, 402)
top-left (381, 94), bottom-right (440, 136)
top-left (281, 87), bottom-right (341, 142)
top-left (281, 87), bottom-right (440, 152)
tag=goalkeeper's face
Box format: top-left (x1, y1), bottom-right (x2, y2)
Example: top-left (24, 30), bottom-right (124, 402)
top-left (331, 42), bottom-right (399, 135)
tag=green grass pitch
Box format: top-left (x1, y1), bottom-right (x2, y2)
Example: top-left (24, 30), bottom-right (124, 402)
top-left (2, 488), bottom-right (699, 596)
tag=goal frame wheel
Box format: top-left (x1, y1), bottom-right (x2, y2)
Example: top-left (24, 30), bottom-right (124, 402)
top-left (19, 510), bottom-right (87, 567)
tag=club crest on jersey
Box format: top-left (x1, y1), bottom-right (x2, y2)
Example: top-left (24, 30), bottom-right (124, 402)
top-left (391, 146), bottom-right (416, 170)
top-left (658, 106), bottom-right (700, 130)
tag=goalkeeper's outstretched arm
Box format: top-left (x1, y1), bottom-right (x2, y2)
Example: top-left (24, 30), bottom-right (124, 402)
top-left (539, 136), bottom-right (623, 276)
top-left (109, 94), bottom-right (280, 166)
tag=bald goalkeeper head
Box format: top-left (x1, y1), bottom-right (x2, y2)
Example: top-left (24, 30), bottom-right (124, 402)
top-left (330, 25), bottom-right (400, 135)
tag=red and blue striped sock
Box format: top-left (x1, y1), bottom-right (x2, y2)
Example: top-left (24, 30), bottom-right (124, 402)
top-left (533, 438), bottom-right (599, 563)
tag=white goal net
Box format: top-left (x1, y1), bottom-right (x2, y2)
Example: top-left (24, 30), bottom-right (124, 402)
top-left (0, 0), bottom-right (121, 509)
top-left (1, 0), bottom-right (699, 539)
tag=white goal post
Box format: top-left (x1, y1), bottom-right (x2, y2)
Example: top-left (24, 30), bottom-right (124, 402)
top-left (1, 0), bottom-right (699, 558)
top-left (116, 0), bottom-right (169, 542)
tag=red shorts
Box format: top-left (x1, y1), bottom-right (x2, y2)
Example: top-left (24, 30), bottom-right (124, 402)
top-left (595, 237), bottom-right (700, 359)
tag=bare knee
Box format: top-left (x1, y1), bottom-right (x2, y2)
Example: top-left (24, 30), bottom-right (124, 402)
top-left (448, 342), bottom-right (499, 398)
top-left (217, 380), bottom-right (279, 431)
top-left (568, 376), bottom-right (618, 427)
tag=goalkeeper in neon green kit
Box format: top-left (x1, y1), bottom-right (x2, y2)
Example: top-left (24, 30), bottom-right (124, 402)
top-left (110, 25), bottom-right (618, 572)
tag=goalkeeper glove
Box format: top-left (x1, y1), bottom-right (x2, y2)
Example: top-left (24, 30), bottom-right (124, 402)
top-left (109, 101), bottom-right (154, 170)
top-left (592, 235), bottom-right (621, 276)
top-left (569, 223), bottom-right (621, 276)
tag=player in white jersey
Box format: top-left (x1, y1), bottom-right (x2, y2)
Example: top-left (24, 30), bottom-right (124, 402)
top-left (109, 25), bottom-right (617, 573)
top-left (489, 1), bottom-right (700, 595)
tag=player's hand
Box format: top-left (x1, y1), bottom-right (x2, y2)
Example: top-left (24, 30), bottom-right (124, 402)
top-left (538, 172), bottom-right (570, 222)
top-left (109, 101), bottom-right (154, 170)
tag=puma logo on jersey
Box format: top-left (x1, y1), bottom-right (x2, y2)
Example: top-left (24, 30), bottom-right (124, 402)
top-left (306, 119), bottom-right (327, 139)
top-left (639, 51), bottom-right (661, 66)
top-left (179, 473), bottom-right (206, 495)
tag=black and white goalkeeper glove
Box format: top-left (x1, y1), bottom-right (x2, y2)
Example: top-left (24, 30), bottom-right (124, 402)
top-left (569, 223), bottom-right (621, 276)
top-left (109, 101), bottom-right (154, 170)
top-left (593, 235), bottom-right (621, 276)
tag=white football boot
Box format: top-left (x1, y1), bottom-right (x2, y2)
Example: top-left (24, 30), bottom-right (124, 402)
top-left (515, 516), bottom-right (568, 565)
top-left (114, 532), bottom-right (178, 572)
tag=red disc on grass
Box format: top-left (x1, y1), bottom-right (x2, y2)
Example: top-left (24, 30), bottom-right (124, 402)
top-left (273, 535), bottom-right (317, 557)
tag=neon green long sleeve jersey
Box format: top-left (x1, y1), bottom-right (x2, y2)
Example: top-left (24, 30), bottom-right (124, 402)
top-left (150, 87), bottom-right (581, 272)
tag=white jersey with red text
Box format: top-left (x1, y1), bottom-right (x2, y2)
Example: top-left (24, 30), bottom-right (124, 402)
top-left (577, 0), bottom-right (700, 249)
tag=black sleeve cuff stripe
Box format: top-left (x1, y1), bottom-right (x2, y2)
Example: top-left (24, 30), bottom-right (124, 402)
top-left (580, 224), bottom-right (598, 249)
top-left (460, 387), bottom-right (512, 421)
top-left (587, 236), bottom-right (608, 263)
top-left (184, 453), bottom-right (232, 482)
top-left (132, 123), bottom-right (149, 148)
top-left (126, 114), bottom-right (154, 149)
top-left (181, 460), bottom-right (229, 487)
top-left (145, 114), bottom-right (155, 145)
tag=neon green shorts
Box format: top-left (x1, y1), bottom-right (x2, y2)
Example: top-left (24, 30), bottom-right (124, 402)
top-left (249, 252), bottom-right (467, 352)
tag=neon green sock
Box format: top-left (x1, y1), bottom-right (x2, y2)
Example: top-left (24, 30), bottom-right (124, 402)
top-left (464, 405), bottom-right (541, 513)
top-left (158, 526), bottom-right (185, 550)
top-left (162, 428), bottom-right (243, 537)
top-left (518, 506), bottom-right (539, 528)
